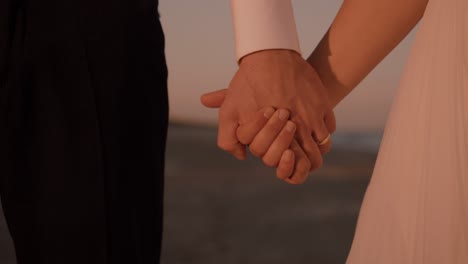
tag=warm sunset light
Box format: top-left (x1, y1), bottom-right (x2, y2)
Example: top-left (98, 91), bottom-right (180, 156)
top-left (160, 0), bottom-right (417, 132)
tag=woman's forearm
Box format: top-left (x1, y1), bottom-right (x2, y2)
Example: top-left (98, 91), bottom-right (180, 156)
top-left (307, 0), bottom-right (429, 108)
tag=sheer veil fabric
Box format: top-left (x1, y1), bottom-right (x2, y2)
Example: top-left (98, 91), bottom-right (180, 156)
top-left (346, 0), bottom-right (468, 263)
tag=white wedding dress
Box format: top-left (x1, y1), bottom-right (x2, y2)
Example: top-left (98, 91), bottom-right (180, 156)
top-left (346, 0), bottom-right (468, 263)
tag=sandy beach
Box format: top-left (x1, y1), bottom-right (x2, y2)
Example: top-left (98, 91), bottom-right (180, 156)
top-left (0, 123), bottom-right (380, 264)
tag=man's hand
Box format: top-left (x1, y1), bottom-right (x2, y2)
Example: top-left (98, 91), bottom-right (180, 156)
top-left (201, 50), bottom-right (336, 184)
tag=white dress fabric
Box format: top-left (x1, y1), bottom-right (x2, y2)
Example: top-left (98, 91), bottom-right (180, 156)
top-left (347, 0), bottom-right (468, 263)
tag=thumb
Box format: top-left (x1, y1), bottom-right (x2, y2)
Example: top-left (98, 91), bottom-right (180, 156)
top-left (200, 89), bottom-right (228, 109)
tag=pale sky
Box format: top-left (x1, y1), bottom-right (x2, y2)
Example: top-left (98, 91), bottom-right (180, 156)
top-left (159, 0), bottom-right (417, 132)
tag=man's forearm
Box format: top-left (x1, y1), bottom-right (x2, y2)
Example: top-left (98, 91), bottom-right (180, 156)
top-left (307, 0), bottom-right (429, 108)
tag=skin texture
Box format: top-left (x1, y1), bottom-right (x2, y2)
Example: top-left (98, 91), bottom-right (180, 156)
top-left (202, 49), bottom-right (335, 184)
top-left (202, 94), bottom-right (335, 185)
top-left (238, 107), bottom-right (298, 179)
top-left (202, 0), bottom-right (429, 184)
top-left (308, 0), bottom-right (429, 107)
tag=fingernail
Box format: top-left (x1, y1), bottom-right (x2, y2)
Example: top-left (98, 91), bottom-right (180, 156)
top-left (286, 121), bottom-right (295, 132)
top-left (264, 108), bottom-right (275, 119)
top-left (278, 109), bottom-right (289, 121)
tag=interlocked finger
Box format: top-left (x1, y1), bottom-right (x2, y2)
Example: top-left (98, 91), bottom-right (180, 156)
top-left (262, 121), bottom-right (296, 168)
top-left (217, 111), bottom-right (246, 160)
top-left (236, 107), bottom-right (276, 145)
top-left (249, 109), bottom-right (290, 157)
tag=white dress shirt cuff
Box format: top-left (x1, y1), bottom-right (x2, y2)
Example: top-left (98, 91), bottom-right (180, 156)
top-left (231, 0), bottom-right (301, 62)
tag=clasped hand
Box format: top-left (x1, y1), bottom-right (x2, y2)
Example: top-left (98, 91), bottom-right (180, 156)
top-left (201, 50), bottom-right (336, 184)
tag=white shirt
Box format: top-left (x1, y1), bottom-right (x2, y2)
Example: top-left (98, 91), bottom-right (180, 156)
top-left (231, 0), bottom-right (301, 62)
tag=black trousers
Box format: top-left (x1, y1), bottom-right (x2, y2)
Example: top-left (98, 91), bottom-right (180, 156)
top-left (0, 0), bottom-right (168, 263)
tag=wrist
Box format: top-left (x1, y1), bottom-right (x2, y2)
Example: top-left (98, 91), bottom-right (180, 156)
top-left (306, 56), bottom-right (349, 109)
top-left (240, 49), bottom-right (302, 68)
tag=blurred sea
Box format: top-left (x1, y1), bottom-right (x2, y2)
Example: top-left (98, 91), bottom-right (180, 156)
top-left (331, 132), bottom-right (382, 153)
top-left (0, 123), bottom-right (383, 264)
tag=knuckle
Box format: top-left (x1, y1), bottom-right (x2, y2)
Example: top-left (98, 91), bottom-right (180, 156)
top-left (309, 156), bottom-right (323, 171)
top-left (276, 169), bottom-right (288, 180)
top-left (249, 145), bottom-right (264, 157)
top-left (303, 158), bottom-right (312, 170)
top-left (298, 159), bottom-right (311, 174)
top-left (288, 176), bottom-right (306, 185)
top-left (262, 157), bottom-right (277, 168)
top-left (237, 135), bottom-right (251, 145)
top-left (217, 140), bottom-right (234, 152)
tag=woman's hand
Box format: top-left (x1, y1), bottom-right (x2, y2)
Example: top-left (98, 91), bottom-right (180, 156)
top-left (202, 90), bottom-right (335, 184)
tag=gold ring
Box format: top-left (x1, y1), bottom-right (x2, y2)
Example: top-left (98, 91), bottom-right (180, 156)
top-left (317, 134), bottom-right (331, 146)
